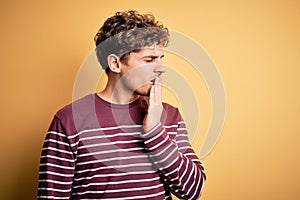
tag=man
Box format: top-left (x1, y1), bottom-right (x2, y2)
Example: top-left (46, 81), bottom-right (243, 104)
top-left (38, 10), bottom-right (205, 199)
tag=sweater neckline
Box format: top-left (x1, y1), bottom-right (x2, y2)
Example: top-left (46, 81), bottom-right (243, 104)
top-left (94, 93), bottom-right (141, 109)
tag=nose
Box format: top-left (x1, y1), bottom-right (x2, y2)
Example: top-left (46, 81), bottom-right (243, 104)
top-left (154, 64), bottom-right (166, 75)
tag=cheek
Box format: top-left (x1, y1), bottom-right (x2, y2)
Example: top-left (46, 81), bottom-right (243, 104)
top-left (124, 75), bottom-right (150, 89)
top-left (123, 66), bottom-right (154, 86)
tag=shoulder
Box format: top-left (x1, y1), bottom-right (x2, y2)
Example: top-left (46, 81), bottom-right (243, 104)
top-left (55, 94), bottom-right (95, 120)
top-left (161, 101), bottom-right (182, 126)
top-left (52, 94), bottom-right (99, 133)
top-left (162, 101), bottom-right (180, 114)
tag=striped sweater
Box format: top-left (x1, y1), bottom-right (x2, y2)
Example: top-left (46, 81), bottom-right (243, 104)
top-left (38, 94), bottom-right (205, 199)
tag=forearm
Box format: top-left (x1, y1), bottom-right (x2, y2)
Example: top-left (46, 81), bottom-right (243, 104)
top-left (142, 123), bottom-right (206, 200)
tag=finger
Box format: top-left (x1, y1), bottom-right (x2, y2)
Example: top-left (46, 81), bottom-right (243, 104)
top-left (157, 76), bottom-right (162, 104)
top-left (149, 84), bottom-right (155, 108)
top-left (154, 76), bottom-right (162, 105)
top-left (151, 78), bottom-right (158, 105)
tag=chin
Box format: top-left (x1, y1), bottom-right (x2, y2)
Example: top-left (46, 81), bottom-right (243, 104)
top-left (135, 85), bottom-right (151, 96)
top-left (135, 89), bottom-right (150, 97)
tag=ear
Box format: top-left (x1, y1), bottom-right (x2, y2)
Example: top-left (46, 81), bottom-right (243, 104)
top-left (107, 54), bottom-right (121, 73)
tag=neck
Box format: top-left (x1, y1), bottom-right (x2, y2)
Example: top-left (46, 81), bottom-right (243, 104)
top-left (97, 75), bottom-right (140, 104)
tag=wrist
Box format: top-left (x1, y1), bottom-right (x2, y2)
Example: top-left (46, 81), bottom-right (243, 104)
top-left (143, 122), bottom-right (161, 135)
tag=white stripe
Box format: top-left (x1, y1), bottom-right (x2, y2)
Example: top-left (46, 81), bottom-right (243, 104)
top-left (76, 154), bottom-right (148, 166)
top-left (40, 163), bottom-right (74, 170)
top-left (153, 147), bottom-right (177, 165)
top-left (39, 171), bottom-right (74, 178)
top-left (70, 140), bottom-right (80, 148)
top-left (190, 173), bottom-right (205, 199)
top-left (142, 122), bottom-right (161, 137)
top-left (163, 124), bottom-right (177, 129)
top-left (40, 155), bottom-right (74, 163)
top-left (77, 139), bottom-right (141, 150)
top-left (38, 187), bottom-right (71, 193)
top-left (167, 161), bottom-right (184, 186)
top-left (42, 147), bottom-right (72, 155)
top-left (73, 177), bottom-right (160, 188)
top-left (177, 127), bottom-right (187, 131)
top-left (175, 134), bottom-right (189, 139)
top-left (186, 164), bottom-right (197, 196)
top-left (79, 190), bottom-right (165, 200)
top-left (74, 170), bottom-right (156, 181)
top-left (39, 179), bottom-right (73, 185)
top-left (76, 162), bottom-right (152, 175)
top-left (144, 129), bottom-right (164, 144)
top-left (44, 139), bottom-right (69, 147)
top-left (178, 160), bottom-right (189, 184)
top-left (164, 159), bottom-right (182, 177)
top-left (76, 147), bottom-right (144, 159)
top-left (148, 134), bottom-right (169, 151)
top-left (182, 162), bottom-right (195, 191)
top-left (68, 125), bottom-right (142, 139)
top-left (178, 121), bottom-right (185, 125)
top-left (178, 146), bottom-right (190, 151)
top-left (73, 183), bottom-right (163, 195)
top-left (185, 152), bottom-right (197, 156)
top-left (37, 195), bottom-right (69, 199)
top-left (199, 175), bottom-right (206, 194)
top-left (163, 156), bottom-right (180, 171)
top-left (176, 140), bottom-right (190, 144)
top-left (77, 162), bottom-right (152, 173)
top-left (48, 131), bottom-right (66, 138)
top-left (80, 131), bottom-right (141, 141)
top-left (150, 142), bottom-right (173, 157)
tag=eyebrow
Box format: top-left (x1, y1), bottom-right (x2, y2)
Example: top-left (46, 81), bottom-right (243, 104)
top-left (141, 55), bottom-right (165, 59)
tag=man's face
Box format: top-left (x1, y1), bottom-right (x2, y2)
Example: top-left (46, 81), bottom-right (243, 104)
top-left (119, 45), bottom-right (166, 96)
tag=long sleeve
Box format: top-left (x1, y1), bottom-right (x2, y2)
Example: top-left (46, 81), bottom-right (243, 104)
top-left (141, 112), bottom-right (206, 199)
top-left (38, 116), bottom-right (76, 199)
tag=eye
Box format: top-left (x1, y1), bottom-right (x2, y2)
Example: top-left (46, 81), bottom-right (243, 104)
top-left (144, 58), bottom-right (154, 63)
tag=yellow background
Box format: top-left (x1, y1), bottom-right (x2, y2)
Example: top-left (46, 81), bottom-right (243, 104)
top-left (1, 0), bottom-right (300, 199)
